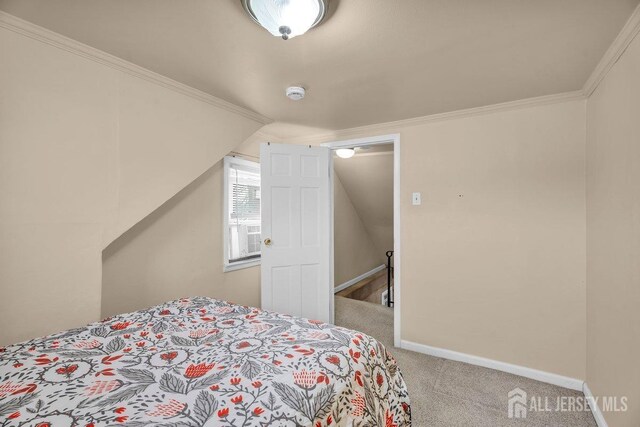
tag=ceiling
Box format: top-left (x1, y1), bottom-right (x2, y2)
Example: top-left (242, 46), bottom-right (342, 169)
top-left (334, 148), bottom-right (393, 256)
top-left (1, 0), bottom-right (637, 130)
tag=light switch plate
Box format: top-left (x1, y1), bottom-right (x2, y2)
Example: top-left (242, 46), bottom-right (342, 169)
top-left (412, 192), bottom-right (421, 205)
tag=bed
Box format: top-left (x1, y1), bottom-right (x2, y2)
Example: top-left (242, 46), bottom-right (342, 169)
top-left (0, 297), bottom-right (410, 426)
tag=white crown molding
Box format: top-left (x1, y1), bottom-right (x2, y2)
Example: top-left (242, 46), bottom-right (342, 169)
top-left (400, 339), bottom-right (585, 391)
top-left (582, 3), bottom-right (640, 97)
top-left (285, 90), bottom-right (585, 145)
top-left (0, 11), bottom-right (272, 125)
top-left (251, 130), bottom-right (283, 143)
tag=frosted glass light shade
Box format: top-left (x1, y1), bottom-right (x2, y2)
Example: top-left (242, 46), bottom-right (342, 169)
top-left (336, 148), bottom-right (355, 159)
top-left (243, 0), bottom-right (327, 40)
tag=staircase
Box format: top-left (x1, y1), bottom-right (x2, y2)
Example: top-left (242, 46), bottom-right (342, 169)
top-left (336, 270), bottom-right (392, 304)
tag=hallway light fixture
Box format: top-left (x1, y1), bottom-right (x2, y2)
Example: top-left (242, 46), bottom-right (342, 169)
top-left (336, 148), bottom-right (355, 159)
top-left (242, 0), bottom-right (328, 40)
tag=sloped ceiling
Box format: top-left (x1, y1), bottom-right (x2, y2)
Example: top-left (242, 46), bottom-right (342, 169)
top-left (0, 0), bottom-right (638, 130)
top-left (334, 148), bottom-right (394, 258)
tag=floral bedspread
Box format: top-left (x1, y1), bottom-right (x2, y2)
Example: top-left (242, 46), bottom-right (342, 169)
top-left (0, 297), bottom-right (410, 426)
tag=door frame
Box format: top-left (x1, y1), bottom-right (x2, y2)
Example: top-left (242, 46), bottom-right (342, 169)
top-left (321, 134), bottom-right (401, 347)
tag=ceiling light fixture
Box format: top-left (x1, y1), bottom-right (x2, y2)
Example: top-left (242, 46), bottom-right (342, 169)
top-left (336, 148), bottom-right (355, 159)
top-left (242, 0), bottom-right (328, 40)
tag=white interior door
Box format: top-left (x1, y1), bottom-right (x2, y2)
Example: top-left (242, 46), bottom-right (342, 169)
top-left (260, 143), bottom-right (333, 323)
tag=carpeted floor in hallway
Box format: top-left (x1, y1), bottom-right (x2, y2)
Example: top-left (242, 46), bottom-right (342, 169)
top-left (334, 296), bottom-right (597, 427)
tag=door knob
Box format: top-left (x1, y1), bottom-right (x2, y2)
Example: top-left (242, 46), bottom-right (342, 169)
top-left (264, 238), bottom-right (272, 246)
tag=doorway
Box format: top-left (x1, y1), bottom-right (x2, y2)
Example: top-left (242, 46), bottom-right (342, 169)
top-left (323, 134), bottom-right (401, 347)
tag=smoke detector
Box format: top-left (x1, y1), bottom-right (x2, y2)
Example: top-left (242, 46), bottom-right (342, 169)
top-left (286, 86), bottom-right (306, 101)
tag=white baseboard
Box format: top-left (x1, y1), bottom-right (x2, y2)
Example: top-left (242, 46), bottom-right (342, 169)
top-left (334, 264), bottom-right (386, 294)
top-left (583, 382), bottom-right (608, 427)
top-left (400, 339), bottom-right (584, 391)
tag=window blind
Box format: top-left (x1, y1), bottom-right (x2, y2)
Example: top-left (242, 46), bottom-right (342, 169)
top-left (227, 161), bottom-right (261, 263)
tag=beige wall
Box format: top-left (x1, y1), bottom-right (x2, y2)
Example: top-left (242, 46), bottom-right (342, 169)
top-left (334, 152), bottom-right (394, 262)
top-left (102, 146), bottom-right (383, 312)
top-left (285, 99), bottom-right (588, 379)
top-left (586, 33), bottom-right (640, 426)
top-left (333, 174), bottom-right (382, 286)
top-left (101, 131), bottom-right (273, 319)
top-left (0, 25), bottom-right (264, 345)
top-left (102, 161), bottom-right (261, 318)
top-left (401, 100), bottom-right (587, 379)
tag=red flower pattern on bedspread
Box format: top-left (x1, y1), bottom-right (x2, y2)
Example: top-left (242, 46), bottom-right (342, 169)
top-left (0, 297), bottom-right (411, 426)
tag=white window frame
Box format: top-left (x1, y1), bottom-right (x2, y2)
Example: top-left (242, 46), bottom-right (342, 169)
top-left (223, 156), bottom-right (261, 272)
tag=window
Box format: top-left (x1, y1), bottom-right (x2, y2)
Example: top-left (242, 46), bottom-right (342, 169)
top-left (224, 156), bottom-right (261, 271)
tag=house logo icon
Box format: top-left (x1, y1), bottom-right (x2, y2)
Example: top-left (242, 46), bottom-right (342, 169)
top-left (508, 388), bottom-right (528, 419)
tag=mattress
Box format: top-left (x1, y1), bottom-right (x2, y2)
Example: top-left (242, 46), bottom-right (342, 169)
top-left (0, 297), bottom-right (410, 426)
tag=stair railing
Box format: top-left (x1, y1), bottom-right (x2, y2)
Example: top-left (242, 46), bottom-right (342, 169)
top-left (386, 250), bottom-right (394, 307)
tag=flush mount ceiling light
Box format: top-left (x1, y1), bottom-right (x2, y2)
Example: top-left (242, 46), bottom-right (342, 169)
top-left (336, 148), bottom-right (355, 159)
top-left (242, 0), bottom-right (328, 40)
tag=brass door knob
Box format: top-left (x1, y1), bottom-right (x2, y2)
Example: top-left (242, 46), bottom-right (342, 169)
top-left (264, 238), bottom-right (272, 246)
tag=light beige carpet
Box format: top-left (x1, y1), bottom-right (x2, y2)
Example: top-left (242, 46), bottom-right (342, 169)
top-left (335, 296), bottom-right (597, 427)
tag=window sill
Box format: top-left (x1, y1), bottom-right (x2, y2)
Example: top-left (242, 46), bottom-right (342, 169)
top-left (224, 258), bottom-right (261, 272)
